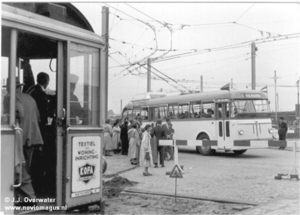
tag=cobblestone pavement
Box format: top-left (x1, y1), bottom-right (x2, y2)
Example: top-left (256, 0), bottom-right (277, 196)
top-left (107, 148), bottom-right (299, 214)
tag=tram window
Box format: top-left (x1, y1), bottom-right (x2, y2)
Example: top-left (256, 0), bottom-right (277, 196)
top-left (70, 43), bottom-right (100, 126)
top-left (133, 107), bottom-right (141, 119)
top-left (1, 57), bottom-right (9, 125)
top-left (1, 27), bottom-right (11, 125)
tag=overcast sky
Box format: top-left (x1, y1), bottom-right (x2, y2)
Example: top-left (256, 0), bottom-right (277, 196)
top-left (73, 2), bottom-right (299, 114)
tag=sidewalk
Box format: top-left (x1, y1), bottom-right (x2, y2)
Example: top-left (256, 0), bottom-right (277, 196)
top-left (235, 197), bottom-right (299, 215)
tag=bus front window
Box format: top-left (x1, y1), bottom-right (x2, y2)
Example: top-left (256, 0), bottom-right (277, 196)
top-left (234, 100), bottom-right (270, 113)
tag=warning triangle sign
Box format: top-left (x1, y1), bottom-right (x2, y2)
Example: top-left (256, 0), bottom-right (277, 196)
top-left (170, 165), bottom-right (183, 178)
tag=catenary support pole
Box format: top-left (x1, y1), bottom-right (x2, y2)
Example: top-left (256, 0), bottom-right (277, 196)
top-left (251, 42), bottom-right (256, 90)
top-left (101, 6), bottom-right (109, 122)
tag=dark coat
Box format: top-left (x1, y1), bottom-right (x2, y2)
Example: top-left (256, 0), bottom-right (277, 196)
top-left (278, 121), bottom-right (288, 135)
top-left (120, 124), bottom-right (129, 143)
top-left (27, 84), bottom-right (49, 127)
top-left (153, 125), bottom-right (166, 146)
top-left (162, 123), bottom-right (175, 137)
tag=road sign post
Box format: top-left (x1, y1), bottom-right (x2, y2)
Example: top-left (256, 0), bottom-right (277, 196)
top-left (170, 164), bottom-right (183, 202)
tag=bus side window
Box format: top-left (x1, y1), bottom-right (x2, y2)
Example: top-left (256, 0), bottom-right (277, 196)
top-left (141, 108), bottom-right (148, 120)
top-left (190, 103), bottom-right (201, 118)
top-left (169, 104), bottom-right (178, 119)
top-left (203, 103), bottom-right (214, 118)
top-left (159, 107), bottom-right (166, 119)
top-left (154, 107), bottom-right (160, 120)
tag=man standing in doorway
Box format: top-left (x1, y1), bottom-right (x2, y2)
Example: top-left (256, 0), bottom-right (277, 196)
top-left (278, 117), bottom-right (288, 150)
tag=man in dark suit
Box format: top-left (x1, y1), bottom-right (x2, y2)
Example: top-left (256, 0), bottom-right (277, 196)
top-left (163, 118), bottom-right (174, 160)
top-left (278, 117), bottom-right (288, 150)
top-left (27, 72), bottom-right (52, 194)
top-left (27, 72), bottom-right (50, 132)
top-left (153, 119), bottom-right (166, 167)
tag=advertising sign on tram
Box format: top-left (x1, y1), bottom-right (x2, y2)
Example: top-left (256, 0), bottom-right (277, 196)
top-left (71, 136), bottom-right (101, 198)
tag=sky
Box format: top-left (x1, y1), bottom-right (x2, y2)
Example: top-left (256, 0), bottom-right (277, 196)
top-left (3, 1), bottom-right (300, 114)
top-left (72, 2), bottom-right (300, 114)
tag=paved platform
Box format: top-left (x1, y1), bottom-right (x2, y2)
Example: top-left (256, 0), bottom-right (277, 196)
top-left (103, 149), bottom-right (300, 214)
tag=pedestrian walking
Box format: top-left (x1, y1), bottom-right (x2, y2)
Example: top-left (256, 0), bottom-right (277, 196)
top-left (120, 121), bottom-right (129, 155)
top-left (140, 124), bottom-right (154, 176)
top-left (153, 119), bottom-right (166, 168)
top-left (112, 119), bottom-right (121, 154)
top-left (103, 119), bottom-right (113, 156)
top-left (278, 117), bottom-right (288, 150)
top-left (162, 118), bottom-right (174, 161)
top-left (128, 123), bottom-right (140, 165)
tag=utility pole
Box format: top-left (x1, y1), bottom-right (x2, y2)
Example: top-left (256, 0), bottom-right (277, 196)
top-left (272, 71), bottom-right (279, 122)
top-left (297, 78), bottom-right (300, 117)
top-left (200, 75), bottom-right (203, 92)
top-left (251, 42), bottom-right (256, 90)
top-left (231, 78), bottom-right (233, 90)
top-left (147, 58), bottom-right (151, 92)
top-left (100, 6), bottom-right (109, 123)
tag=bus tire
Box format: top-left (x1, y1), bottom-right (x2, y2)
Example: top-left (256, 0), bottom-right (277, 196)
top-left (233, 150), bottom-right (247, 155)
top-left (196, 134), bottom-right (215, 156)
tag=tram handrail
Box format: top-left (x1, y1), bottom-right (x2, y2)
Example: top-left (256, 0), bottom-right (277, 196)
top-left (13, 125), bottom-right (23, 188)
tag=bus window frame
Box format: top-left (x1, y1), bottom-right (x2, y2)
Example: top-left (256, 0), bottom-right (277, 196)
top-left (141, 106), bottom-right (149, 121)
top-left (158, 104), bottom-right (168, 120)
top-left (178, 102), bottom-right (190, 119)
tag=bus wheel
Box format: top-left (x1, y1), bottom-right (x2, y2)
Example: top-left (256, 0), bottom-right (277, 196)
top-left (196, 134), bottom-right (215, 156)
top-left (233, 150), bottom-right (247, 155)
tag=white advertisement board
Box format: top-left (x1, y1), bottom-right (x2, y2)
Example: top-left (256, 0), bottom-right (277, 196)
top-left (71, 136), bottom-right (101, 198)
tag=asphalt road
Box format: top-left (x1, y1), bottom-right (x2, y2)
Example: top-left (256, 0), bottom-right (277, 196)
top-left (120, 147), bottom-right (299, 204)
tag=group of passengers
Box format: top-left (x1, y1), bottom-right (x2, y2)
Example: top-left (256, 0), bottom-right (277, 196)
top-left (103, 117), bottom-right (174, 176)
top-left (168, 109), bottom-right (214, 119)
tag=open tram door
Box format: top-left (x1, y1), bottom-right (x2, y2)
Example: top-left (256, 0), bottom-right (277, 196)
top-left (62, 42), bottom-right (104, 209)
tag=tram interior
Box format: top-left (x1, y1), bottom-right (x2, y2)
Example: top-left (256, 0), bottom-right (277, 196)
top-left (2, 27), bottom-right (58, 200)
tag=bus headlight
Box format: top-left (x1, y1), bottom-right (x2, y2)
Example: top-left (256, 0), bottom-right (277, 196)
top-left (238, 129), bottom-right (244, 135)
top-left (268, 128), bottom-right (274, 133)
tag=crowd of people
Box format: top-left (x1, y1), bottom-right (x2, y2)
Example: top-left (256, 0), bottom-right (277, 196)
top-left (103, 117), bottom-right (175, 176)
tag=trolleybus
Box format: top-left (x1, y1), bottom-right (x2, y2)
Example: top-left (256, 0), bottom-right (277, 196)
top-left (1, 3), bottom-right (106, 213)
top-left (123, 90), bottom-right (274, 155)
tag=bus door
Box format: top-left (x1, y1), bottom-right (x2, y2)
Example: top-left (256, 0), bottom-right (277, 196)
top-left (63, 42), bottom-right (103, 208)
top-left (215, 101), bottom-right (230, 149)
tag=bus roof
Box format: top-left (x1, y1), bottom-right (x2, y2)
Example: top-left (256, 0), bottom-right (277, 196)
top-left (125, 90), bottom-right (268, 109)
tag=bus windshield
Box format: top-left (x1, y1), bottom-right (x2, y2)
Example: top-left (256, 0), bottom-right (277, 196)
top-left (234, 100), bottom-right (269, 113)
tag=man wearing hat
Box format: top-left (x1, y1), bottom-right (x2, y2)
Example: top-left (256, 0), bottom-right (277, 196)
top-left (278, 116), bottom-right (288, 150)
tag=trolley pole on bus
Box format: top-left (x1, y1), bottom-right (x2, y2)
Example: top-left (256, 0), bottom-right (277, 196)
top-left (101, 6), bottom-right (109, 122)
